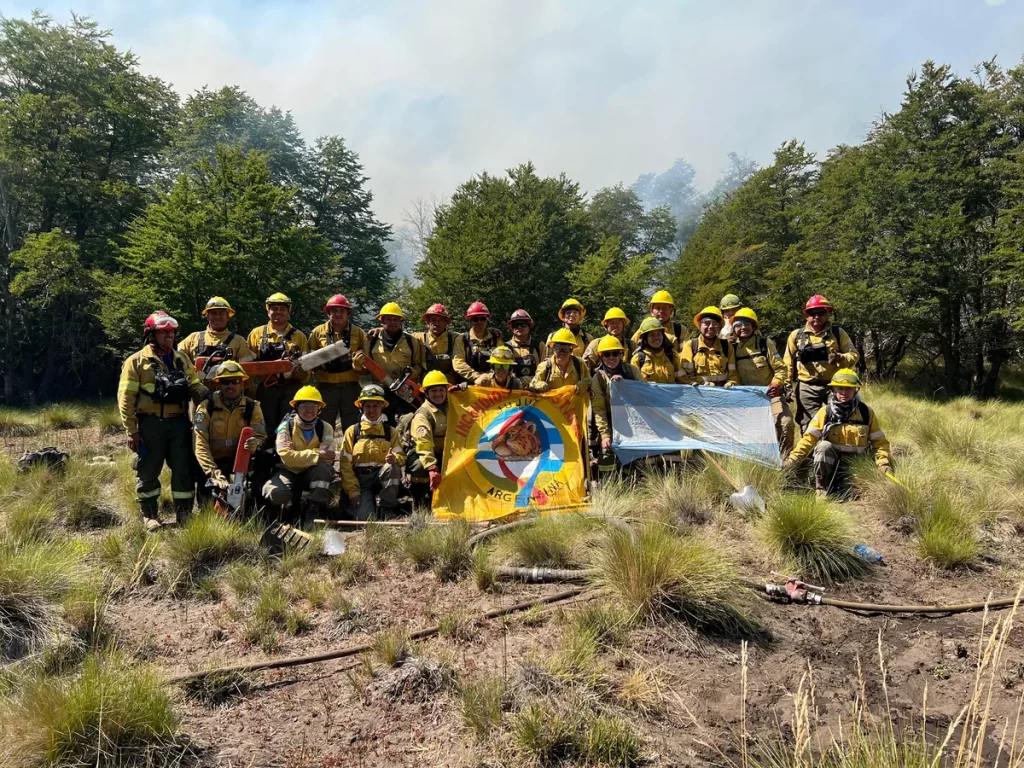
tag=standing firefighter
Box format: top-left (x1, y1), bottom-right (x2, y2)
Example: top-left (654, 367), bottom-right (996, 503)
top-left (416, 304), bottom-right (458, 384)
top-left (631, 317), bottom-right (685, 384)
top-left (783, 295), bottom-right (859, 433)
top-left (193, 361), bottom-right (266, 502)
top-left (718, 294), bottom-right (742, 342)
top-left (590, 335), bottom-right (643, 476)
top-left (248, 292), bottom-right (309, 431)
top-left (547, 299), bottom-right (592, 357)
top-left (784, 369), bottom-right (890, 497)
top-left (367, 302), bottom-right (425, 421)
top-left (731, 308), bottom-right (794, 453)
top-left (118, 312), bottom-right (205, 529)
top-left (407, 370), bottom-right (450, 509)
top-left (453, 301), bottom-right (504, 384)
top-left (339, 384), bottom-right (406, 520)
top-left (530, 328), bottom-right (591, 394)
top-left (679, 306), bottom-right (739, 387)
top-left (506, 309), bottom-right (545, 380)
top-left (262, 385), bottom-right (339, 525)
top-left (583, 308), bottom-right (635, 371)
top-left (179, 296), bottom-right (253, 379)
top-left (632, 289), bottom-right (686, 352)
top-left (308, 294), bottom-right (367, 434)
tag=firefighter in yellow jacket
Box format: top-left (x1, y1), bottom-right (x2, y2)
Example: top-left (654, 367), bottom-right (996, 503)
top-left (262, 385), bottom-right (339, 525)
top-left (453, 301), bottom-right (504, 384)
top-left (546, 299), bottom-right (592, 357)
top-left (730, 308), bottom-right (794, 453)
top-left (630, 317), bottom-right (685, 383)
top-left (193, 362), bottom-right (266, 498)
top-left (179, 297), bottom-right (254, 380)
top-left (506, 309), bottom-right (546, 380)
top-left (416, 303), bottom-right (458, 384)
top-left (366, 302), bottom-right (425, 420)
top-left (248, 292), bottom-right (309, 432)
top-left (783, 294), bottom-right (859, 432)
top-left (118, 312), bottom-right (205, 528)
top-left (679, 307), bottom-right (740, 387)
top-left (530, 328), bottom-right (591, 394)
top-left (339, 384), bottom-right (406, 520)
top-left (308, 294), bottom-right (367, 434)
top-left (583, 308), bottom-right (635, 371)
top-left (408, 371), bottom-right (449, 509)
top-left (590, 335), bottom-right (643, 475)
top-left (784, 369), bottom-right (890, 497)
top-left (631, 290), bottom-right (687, 352)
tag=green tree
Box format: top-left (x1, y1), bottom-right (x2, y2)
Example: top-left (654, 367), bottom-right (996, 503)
top-left (413, 162), bottom-right (594, 331)
top-left (565, 236), bottom-right (658, 334)
top-left (587, 185), bottom-right (675, 260)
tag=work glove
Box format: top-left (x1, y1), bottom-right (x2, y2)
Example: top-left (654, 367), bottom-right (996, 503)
top-left (385, 450), bottom-right (397, 465)
top-left (723, 381), bottom-right (736, 389)
top-left (574, 381), bottom-right (588, 395)
top-left (782, 457), bottom-right (796, 469)
top-left (601, 437), bottom-right (612, 451)
top-left (766, 383), bottom-right (782, 398)
top-left (428, 465), bottom-right (441, 491)
top-left (828, 351), bottom-right (841, 365)
top-left (319, 447), bottom-right (336, 463)
top-left (449, 383), bottom-right (468, 393)
top-left (128, 432), bottom-right (143, 453)
top-left (243, 436), bottom-right (260, 452)
top-left (191, 385), bottom-right (212, 405)
top-left (212, 473), bottom-right (229, 489)
top-left (877, 462), bottom-right (891, 474)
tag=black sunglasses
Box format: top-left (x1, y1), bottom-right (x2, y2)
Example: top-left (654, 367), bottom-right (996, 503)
top-left (807, 309), bottom-right (829, 317)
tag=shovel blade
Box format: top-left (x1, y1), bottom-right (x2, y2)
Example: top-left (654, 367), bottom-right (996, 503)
top-left (730, 485), bottom-right (766, 513)
top-left (322, 530), bottom-right (346, 556)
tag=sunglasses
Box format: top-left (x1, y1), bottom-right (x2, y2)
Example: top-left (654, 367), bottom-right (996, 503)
top-left (511, 322), bottom-right (530, 329)
top-left (601, 351), bottom-right (622, 357)
top-left (807, 309), bottom-right (829, 317)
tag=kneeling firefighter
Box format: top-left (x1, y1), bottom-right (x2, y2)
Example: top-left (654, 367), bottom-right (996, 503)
top-left (784, 369), bottom-right (890, 497)
top-left (262, 385), bottom-right (340, 525)
top-left (119, 312), bottom-right (207, 529)
top-left (407, 371), bottom-right (450, 509)
top-left (339, 384), bottom-right (406, 520)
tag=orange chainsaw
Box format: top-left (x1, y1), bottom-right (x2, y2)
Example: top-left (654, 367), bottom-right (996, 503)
top-left (196, 339), bottom-right (354, 384)
top-left (214, 426), bottom-right (254, 518)
top-left (360, 355), bottom-right (423, 407)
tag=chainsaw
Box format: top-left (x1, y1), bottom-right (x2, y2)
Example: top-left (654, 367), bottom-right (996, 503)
top-left (214, 426), bottom-right (254, 518)
top-left (196, 340), bottom-right (353, 382)
top-left (359, 355), bottom-right (424, 407)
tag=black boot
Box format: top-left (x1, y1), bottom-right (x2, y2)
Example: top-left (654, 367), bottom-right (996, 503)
top-left (173, 501), bottom-right (193, 526)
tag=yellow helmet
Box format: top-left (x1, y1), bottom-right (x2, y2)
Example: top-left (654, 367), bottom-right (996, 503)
top-left (558, 298), bottom-right (586, 321)
top-left (638, 316), bottom-right (665, 336)
top-left (422, 370), bottom-right (449, 389)
top-left (211, 360), bottom-right (248, 382)
top-left (290, 385), bottom-right (326, 409)
top-left (203, 296), bottom-right (235, 318)
top-left (732, 307), bottom-right (759, 329)
top-left (486, 346), bottom-right (516, 366)
top-left (649, 290), bottom-right (675, 308)
top-left (829, 368), bottom-right (862, 388)
top-left (597, 335), bottom-right (625, 354)
top-left (693, 306), bottom-right (724, 328)
top-left (548, 328), bottom-right (578, 347)
top-left (355, 383), bottom-right (389, 406)
top-left (601, 307), bottom-right (630, 327)
top-left (266, 292), bottom-right (292, 308)
top-left (377, 301), bottom-right (405, 320)
top-left (719, 293), bottom-right (742, 311)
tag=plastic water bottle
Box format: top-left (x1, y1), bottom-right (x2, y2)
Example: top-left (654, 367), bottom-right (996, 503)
top-left (853, 544), bottom-right (884, 564)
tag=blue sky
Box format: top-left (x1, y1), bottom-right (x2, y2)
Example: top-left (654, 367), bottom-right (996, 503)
top-left (8, 0), bottom-right (1024, 226)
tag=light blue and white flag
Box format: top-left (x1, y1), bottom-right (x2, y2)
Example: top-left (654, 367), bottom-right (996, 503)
top-left (610, 380), bottom-right (782, 467)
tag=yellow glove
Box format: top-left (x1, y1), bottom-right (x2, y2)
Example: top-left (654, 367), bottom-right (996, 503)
top-left (243, 437), bottom-right (260, 452)
top-left (723, 381), bottom-right (736, 389)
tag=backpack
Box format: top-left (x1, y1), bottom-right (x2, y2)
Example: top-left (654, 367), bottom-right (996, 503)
top-left (689, 337), bottom-right (731, 360)
top-left (368, 327), bottom-right (414, 358)
top-left (424, 331), bottom-right (456, 372)
top-left (258, 325), bottom-right (297, 361)
top-left (733, 335), bottom-right (769, 362)
top-left (512, 338), bottom-right (544, 378)
top-left (196, 331), bottom-right (237, 360)
top-left (17, 446), bottom-right (69, 474)
top-left (461, 329), bottom-right (502, 373)
top-left (206, 394), bottom-right (255, 426)
top-left (543, 356), bottom-right (582, 383)
top-left (397, 408), bottom-right (437, 452)
top-left (353, 421), bottom-right (395, 443)
top-left (321, 326), bottom-right (354, 374)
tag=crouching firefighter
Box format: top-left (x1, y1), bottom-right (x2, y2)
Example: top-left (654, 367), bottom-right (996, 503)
top-left (406, 371), bottom-right (450, 509)
top-left (339, 384), bottom-right (406, 520)
top-left (784, 369), bottom-right (890, 497)
top-left (118, 312), bottom-right (207, 530)
top-left (193, 362), bottom-right (266, 509)
top-left (262, 385), bottom-right (340, 526)
top-left (590, 335), bottom-right (642, 477)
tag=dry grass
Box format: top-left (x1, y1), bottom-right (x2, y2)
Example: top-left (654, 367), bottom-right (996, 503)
top-left (162, 509), bottom-right (263, 594)
top-left (372, 628), bottom-right (411, 667)
top-left (402, 519), bottom-right (472, 581)
top-left (39, 403), bottom-right (89, 431)
top-left (458, 675), bottom-right (508, 742)
top-left (492, 514), bottom-right (603, 568)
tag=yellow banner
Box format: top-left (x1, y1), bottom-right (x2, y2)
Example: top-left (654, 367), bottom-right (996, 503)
top-left (433, 386), bottom-right (589, 522)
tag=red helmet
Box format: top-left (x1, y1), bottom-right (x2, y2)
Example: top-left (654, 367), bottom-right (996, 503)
top-left (323, 294), bottom-right (352, 312)
top-left (507, 309), bottom-right (535, 329)
top-left (465, 301), bottom-right (491, 320)
top-left (422, 303), bottom-right (451, 322)
top-left (803, 295), bottom-right (834, 315)
top-left (143, 311), bottom-right (178, 334)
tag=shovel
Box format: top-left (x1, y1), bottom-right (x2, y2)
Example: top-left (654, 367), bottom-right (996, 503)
top-left (701, 450), bottom-right (767, 514)
top-left (321, 530), bottom-right (347, 556)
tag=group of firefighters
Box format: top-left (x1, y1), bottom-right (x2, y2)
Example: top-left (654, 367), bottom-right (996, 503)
top-left (117, 289), bottom-right (891, 530)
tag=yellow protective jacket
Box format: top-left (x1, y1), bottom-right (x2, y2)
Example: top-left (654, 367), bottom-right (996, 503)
top-left (247, 324), bottom-right (309, 385)
top-left (631, 318), bottom-right (688, 353)
top-left (529, 356), bottom-right (591, 393)
top-left (179, 329), bottom-right (254, 366)
top-left (415, 330), bottom-right (458, 384)
top-left (630, 345), bottom-right (684, 384)
top-left (274, 412), bottom-right (335, 472)
top-left (590, 363), bottom-right (643, 441)
top-left (453, 327), bottom-right (504, 384)
top-left (546, 327), bottom-right (592, 357)
top-left (679, 336), bottom-right (740, 386)
top-left (366, 328), bottom-right (424, 382)
top-left (507, 337), bottom-right (547, 378)
top-left (118, 346), bottom-right (201, 435)
top-left (411, 401), bottom-right (447, 471)
top-left (339, 417), bottom-right (405, 498)
top-left (788, 401), bottom-right (891, 468)
top-left (583, 334), bottom-right (636, 371)
top-left (733, 335), bottom-right (787, 388)
top-left (308, 322), bottom-right (367, 384)
top-left (783, 323), bottom-right (859, 384)
top-left (475, 372), bottom-right (526, 390)
top-left (192, 393), bottom-right (267, 480)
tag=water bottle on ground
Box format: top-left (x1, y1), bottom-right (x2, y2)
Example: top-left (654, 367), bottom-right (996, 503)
top-left (853, 544), bottom-right (884, 564)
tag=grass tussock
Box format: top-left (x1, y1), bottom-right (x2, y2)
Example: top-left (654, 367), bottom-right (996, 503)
top-left (40, 403), bottom-right (89, 431)
top-left (510, 697), bottom-right (643, 767)
top-left (372, 628), bottom-right (411, 667)
top-left (458, 675), bottom-right (508, 742)
top-left (97, 523), bottom-right (159, 592)
top-left (0, 653), bottom-right (187, 768)
top-left (362, 521), bottom-right (401, 564)
top-left (916, 490), bottom-right (980, 569)
top-left (564, 601), bottom-right (632, 648)
top-left (162, 509), bottom-right (263, 594)
top-left (182, 669), bottom-right (254, 706)
top-left (401, 520), bottom-right (471, 581)
top-left (472, 546), bottom-right (497, 592)
top-left (0, 407), bottom-right (39, 437)
top-left (493, 514), bottom-right (603, 568)
top-left (592, 523), bottom-right (754, 638)
top-left (95, 403), bottom-right (123, 435)
top-left (328, 548), bottom-right (373, 585)
top-left (759, 492), bottom-right (870, 584)
top-left (637, 470), bottom-right (715, 528)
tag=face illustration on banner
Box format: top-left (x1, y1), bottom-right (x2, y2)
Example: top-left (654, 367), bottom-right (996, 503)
top-left (471, 406), bottom-right (565, 507)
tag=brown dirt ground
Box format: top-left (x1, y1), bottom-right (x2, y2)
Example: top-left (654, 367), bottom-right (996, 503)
top-left (10, 426), bottom-right (1024, 767)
